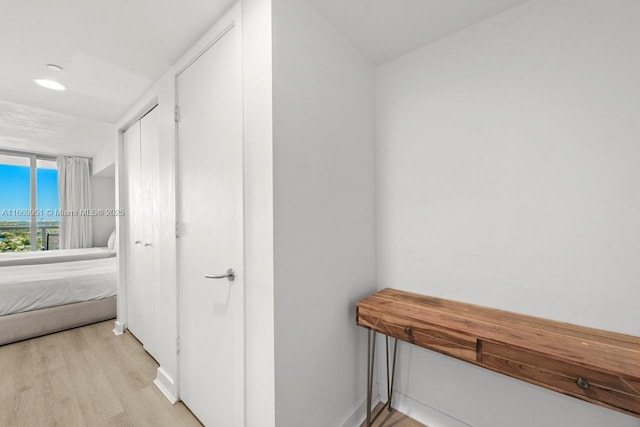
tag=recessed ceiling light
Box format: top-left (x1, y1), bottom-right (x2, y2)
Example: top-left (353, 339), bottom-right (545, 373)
top-left (33, 79), bottom-right (66, 91)
top-left (47, 64), bottom-right (63, 72)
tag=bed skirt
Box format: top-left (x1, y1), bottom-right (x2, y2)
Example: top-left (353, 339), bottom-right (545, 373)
top-left (0, 296), bottom-right (116, 346)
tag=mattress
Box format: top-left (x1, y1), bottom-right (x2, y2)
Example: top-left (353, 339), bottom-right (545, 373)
top-left (0, 257), bottom-right (116, 316)
top-left (0, 247), bottom-right (115, 267)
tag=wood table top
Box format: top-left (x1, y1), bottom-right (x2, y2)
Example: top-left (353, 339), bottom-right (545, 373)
top-left (357, 288), bottom-right (640, 380)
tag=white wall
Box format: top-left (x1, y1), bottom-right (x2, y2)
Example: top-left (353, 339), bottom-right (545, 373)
top-left (92, 140), bottom-right (116, 177)
top-left (242, 0), bottom-right (276, 425)
top-left (271, 1), bottom-right (377, 426)
top-left (376, 0), bottom-right (640, 426)
top-left (89, 140), bottom-right (116, 247)
top-left (92, 141), bottom-right (116, 248)
top-left (91, 176), bottom-right (115, 247)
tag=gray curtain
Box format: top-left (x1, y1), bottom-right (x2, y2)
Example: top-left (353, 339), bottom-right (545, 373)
top-left (57, 157), bottom-right (93, 249)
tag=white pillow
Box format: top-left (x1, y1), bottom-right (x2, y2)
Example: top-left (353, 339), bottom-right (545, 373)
top-left (107, 229), bottom-right (116, 250)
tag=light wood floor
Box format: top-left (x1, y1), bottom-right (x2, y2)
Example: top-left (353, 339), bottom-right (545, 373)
top-left (0, 321), bottom-right (423, 427)
top-left (0, 320), bottom-right (201, 427)
top-left (361, 403), bottom-right (425, 427)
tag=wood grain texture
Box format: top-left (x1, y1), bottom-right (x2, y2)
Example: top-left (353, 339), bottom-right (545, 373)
top-left (0, 321), bottom-right (202, 427)
top-left (356, 288), bottom-right (640, 418)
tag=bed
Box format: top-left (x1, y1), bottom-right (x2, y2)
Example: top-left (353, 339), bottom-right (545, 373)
top-left (0, 247), bottom-right (115, 267)
top-left (0, 249), bottom-right (117, 345)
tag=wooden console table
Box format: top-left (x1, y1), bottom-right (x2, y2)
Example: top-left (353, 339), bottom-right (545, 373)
top-left (356, 288), bottom-right (640, 425)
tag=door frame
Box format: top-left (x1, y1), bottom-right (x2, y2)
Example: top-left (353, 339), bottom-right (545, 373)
top-left (173, 7), bottom-right (245, 425)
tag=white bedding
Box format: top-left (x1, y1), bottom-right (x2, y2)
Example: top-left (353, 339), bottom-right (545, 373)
top-left (0, 257), bottom-right (116, 316)
top-left (0, 247), bottom-right (115, 267)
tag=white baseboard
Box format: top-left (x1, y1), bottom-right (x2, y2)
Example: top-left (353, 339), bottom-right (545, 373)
top-left (342, 384), bottom-right (471, 427)
top-left (340, 393), bottom-right (381, 427)
top-left (153, 366), bottom-right (178, 404)
top-left (112, 321), bottom-right (125, 336)
top-left (388, 390), bottom-right (471, 427)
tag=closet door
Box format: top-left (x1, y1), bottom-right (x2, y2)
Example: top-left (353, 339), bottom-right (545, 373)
top-left (136, 107), bottom-right (158, 353)
top-left (123, 106), bottom-right (158, 351)
top-left (123, 121), bottom-right (143, 339)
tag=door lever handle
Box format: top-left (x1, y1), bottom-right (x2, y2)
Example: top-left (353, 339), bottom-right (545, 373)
top-left (205, 268), bottom-right (235, 282)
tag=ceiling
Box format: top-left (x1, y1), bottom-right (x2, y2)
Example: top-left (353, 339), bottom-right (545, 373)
top-left (306, 0), bottom-right (529, 65)
top-left (0, 100), bottom-right (114, 158)
top-left (0, 0), bottom-right (528, 157)
top-left (0, 0), bottom-right (236, 156)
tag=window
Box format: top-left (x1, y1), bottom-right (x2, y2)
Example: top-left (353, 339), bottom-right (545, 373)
top-left (0, 152), bottom-right (59, 252)
top-left (37, 158), bottom-right (60, 250)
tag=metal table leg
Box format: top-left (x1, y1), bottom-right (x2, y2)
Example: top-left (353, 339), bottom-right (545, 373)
top-left (365, 330), bottom-right (398, 427)
top-left (366, 329), bottom-right (376, 426)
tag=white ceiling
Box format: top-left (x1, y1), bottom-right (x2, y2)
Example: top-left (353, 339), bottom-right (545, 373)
top-left (0, 0), bottom-right (236, 156)
top-left (305, 0), bottom-right (529, 64)
top-left (0, 100), bottom-right (115, 157)
top-left (0, 0), bottom-right (528, 157)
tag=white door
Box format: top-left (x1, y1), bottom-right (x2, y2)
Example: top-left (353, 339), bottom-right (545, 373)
top-left (177, 24), bottom-right (244, 426)
top-left (123, 107), bottom-right (158, 352)
top-left (123, 121), bottom-right (142, 338)
top-left (137, 106), bottom-right (158, 353)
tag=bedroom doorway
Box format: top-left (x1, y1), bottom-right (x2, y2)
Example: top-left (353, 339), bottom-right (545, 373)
top-left (175, 22), bottom-right (244, 426)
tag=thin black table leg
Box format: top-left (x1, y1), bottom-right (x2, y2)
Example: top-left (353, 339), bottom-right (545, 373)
top-left (388, 337), bottom-right (398, 411)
